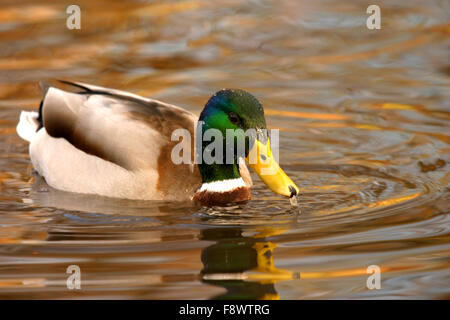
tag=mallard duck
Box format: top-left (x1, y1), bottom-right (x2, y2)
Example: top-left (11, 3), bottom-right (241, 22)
top-left (17, 81), bottom-right (299, 206)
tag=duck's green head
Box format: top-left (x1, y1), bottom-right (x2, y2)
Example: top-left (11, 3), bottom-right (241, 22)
top-left (197, 89), bottom-right (299, 199)
top-left (199, 89), bottom-right (267, 135)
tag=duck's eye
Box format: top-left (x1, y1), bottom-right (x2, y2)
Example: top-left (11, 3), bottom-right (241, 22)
top-left (228, 112), bottom-right (240, 124)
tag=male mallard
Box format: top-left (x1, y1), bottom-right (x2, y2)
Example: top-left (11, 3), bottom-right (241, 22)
top-left (17, 81), bottom-right (299, 206)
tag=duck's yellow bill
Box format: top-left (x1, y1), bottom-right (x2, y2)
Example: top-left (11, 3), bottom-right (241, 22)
top-left (245, 138), bottom-right (299, 198)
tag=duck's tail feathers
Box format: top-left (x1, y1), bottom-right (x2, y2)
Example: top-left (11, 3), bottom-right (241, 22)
top-left (17, 110), bottom-right (41, 142)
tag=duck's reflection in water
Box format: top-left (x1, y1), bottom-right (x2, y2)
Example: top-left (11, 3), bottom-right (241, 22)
top-left (200, 227), bottom-right (298, 300)
top-left (28, 177), bottom-right (298, 299)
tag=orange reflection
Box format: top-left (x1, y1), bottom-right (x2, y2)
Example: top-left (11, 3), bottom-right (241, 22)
top-left (265, 109), bottom-right (348, 120)
top-left (367, 192), bottom-right (421, 209)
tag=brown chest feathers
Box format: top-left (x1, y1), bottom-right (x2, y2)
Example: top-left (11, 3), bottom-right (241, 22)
top-left (192, 187), bottom-right (251, 206)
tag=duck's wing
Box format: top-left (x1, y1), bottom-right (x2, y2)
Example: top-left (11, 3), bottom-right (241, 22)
top-left (42, 80), bottom-right (197, 171)
top-left (38, 80), bottom-right (201, 199)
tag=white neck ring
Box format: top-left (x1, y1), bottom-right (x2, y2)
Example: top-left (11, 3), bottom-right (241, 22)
top-left (198, 178), bottom-right (246, 193)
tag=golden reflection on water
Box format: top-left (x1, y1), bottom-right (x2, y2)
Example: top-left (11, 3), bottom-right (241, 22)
top-left (0, 0), bottom-right (449, 299)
